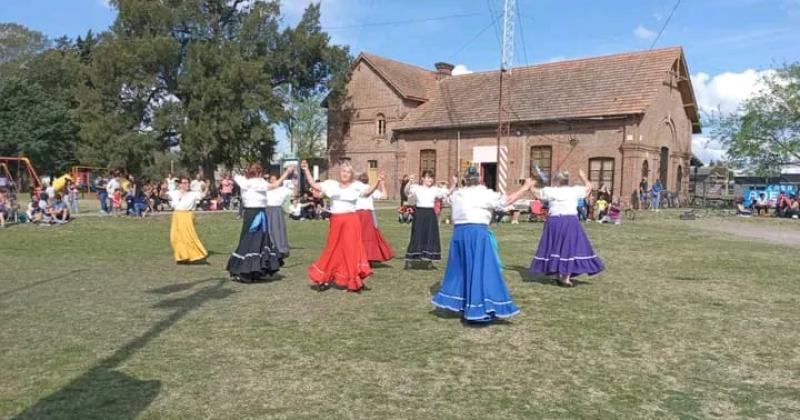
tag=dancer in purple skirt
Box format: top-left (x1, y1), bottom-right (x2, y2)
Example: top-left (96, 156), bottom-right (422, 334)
top-left (529, 169), bottom-right (604, 287)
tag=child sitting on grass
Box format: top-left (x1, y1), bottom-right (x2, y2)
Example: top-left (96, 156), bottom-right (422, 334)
top-left (607, 200), bottom-right (622, 225)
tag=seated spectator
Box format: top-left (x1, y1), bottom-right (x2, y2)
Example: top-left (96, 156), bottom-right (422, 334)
top-left (299, 192), bottom-right (316, 220)
top-left (736, 198), bottom-right (753, 217)
top-left (608, 200), bottom-right (622, 225)
top-left (27, 200), bottom-right (46, 224)
top-left (752, 193), bottom-right (770, 216)
top-left (777, 191), bottom-right (793, 218)
top-left (790, 195), bottom-right (800, 219)
top-left (398, 205), bottom-right (414, 224)
top-left (49, 194), bottom-right (70, 223)
top-left (289, 199), bottom-right (304, 220)
top-left (529, 197), bottom-right (546, 222)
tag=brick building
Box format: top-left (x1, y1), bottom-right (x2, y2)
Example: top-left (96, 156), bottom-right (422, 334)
top-left (325, 47), bottom-right (700, 207)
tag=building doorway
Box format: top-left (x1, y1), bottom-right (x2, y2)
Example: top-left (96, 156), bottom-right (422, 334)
top-left (481, 162), bottom-right (497, 191)
top-left (660, 147), bottom-right (669, 186)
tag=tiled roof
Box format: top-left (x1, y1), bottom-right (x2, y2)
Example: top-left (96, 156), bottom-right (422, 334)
top-left (359, 52), bottom-right (437, 101)
top-left (368, 47), bottom-right (698, 131)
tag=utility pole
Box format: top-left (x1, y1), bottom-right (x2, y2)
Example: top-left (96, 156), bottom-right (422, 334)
top-left (496, 0), bottom-right (515, 194)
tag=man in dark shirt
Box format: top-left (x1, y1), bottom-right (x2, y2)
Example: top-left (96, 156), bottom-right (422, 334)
top-left (638, 177), bottom-right (648, 210)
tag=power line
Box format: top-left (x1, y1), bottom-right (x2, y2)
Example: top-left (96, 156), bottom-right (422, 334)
top-left (612, 0), bottom-right (682, 102)
top-left (446, 13), bottom-right (503, 61)
top-left (486, 0), bottom-right (503, 47)
top-left (322, 12), bottom-right (485, 30)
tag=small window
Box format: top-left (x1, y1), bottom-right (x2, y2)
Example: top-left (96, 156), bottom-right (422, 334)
top-left (420, 149), bottom-right (437, 177)
top-left (529, 146), bottom-right (552, 186)
top-left (588, 158), bottom-right (615, 198)
top-left (376, 114), bottom-right (386, 136)
top-left (342, 121), bottom-right (351, 137)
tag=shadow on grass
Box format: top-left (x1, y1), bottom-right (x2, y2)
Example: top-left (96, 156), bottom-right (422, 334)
top-left (506, 265), bottom-right (593, 287)
top-left (13, 278), bottom-right (235, 420)
top-left (0, 269), bottom-right (88, 300)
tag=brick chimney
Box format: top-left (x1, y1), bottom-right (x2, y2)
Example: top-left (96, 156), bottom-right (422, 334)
top-left (435, 62), bottom-right (455, 80)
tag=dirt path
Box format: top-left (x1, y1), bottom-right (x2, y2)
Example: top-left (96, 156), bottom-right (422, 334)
top-left (695, 219), bottom-right (800, 248)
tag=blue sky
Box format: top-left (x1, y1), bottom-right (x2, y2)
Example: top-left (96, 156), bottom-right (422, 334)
top-left (3, 0), bottom-right (799, 162)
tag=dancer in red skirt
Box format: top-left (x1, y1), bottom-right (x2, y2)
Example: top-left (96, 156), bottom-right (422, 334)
top-left (301, 160), bottom-right (383, 292)
top-left (355, 173), bottom-right (395, 263)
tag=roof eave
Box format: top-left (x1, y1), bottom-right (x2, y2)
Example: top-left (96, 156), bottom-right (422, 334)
top-left (394, 113), bottom-right (640, 133)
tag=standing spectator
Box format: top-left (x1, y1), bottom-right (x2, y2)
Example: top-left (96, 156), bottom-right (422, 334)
top-left (67, 180), bottom-right (80, 214)
top-left (111, 188), bottom-right (122, 216)
top-left (166, 172), bottom-right (178, 192)
top-left (95, 175), bottom-right (109, 214)
top-left (650, 179), bottom-right (663, 212)
top-left (190, 173), bottom-right (207, 196)
top-left (638, 177), bottom-right (649, 210)
top-left (0, 188), bottom-right (8, 228)
top-left (106, 171), bottom-right (121, 212)
top-left (595, 194), bottom-right (609, 222)
top-left (220, 173), bottom-right (234, 209)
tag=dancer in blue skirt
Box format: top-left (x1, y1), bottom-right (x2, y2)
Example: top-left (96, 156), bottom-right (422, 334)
top-left (529, 170), bottom-right (604, 287)
top-left (431, 167), bottom-right (534, 322)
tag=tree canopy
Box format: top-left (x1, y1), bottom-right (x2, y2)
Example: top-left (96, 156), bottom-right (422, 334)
top-left (712, 63), bottom-right (800, 176)
top-left (0, 1), bottom-right (349, 183)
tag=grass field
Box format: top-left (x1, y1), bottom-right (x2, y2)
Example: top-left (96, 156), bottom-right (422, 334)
top-left (1, 209), bottom-right (799, 419)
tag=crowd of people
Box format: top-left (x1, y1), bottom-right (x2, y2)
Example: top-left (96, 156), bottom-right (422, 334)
top-left (739, 191), bottom-right (800, 219)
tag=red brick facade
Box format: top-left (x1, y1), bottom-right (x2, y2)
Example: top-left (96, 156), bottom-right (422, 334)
top-left (326, 49), bottom-right (699, 207)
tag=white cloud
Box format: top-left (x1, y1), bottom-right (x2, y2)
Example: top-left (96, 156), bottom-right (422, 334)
top-left (546, 56), bottom-right (566, 63)
top-left (634, 24), bottom-right (655, 39)
top-left (692, 135), bottom-right (727, 163)
top-left (452, 64), bottom-right (473, 75)
top-left (692, 69), bottom-right (774, 114)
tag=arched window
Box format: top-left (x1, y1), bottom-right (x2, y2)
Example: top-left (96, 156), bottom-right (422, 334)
top-left (641, 160), bottom-right (649, 180)
top-left (676, 165), bottom-right (683, 193)
top-left (376, 114), bottom-right (386, 135)
top-left (660, 147), bottom-right (670, 186)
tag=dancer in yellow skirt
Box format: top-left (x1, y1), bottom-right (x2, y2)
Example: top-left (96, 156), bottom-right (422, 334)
top-left (167, 176), bottom-right (208, 263)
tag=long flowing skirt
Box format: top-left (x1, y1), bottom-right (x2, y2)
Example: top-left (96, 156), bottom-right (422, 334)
top-left (357, 210), bottom-right (395, 262)
top-left (432, 224), bottom-right (519, 322)
top-left (404, 207), bottom-right (441, 261)
top-left (266, 205), bottom-right (290, 258)
top-left (226, 208), bottom-right (283, 280)
top-left (308, 212), bottom-right (373, 291)
top-left (170, 211), bottom-right (208, 263)
top-left (529, 215), bottom-right (604, 276)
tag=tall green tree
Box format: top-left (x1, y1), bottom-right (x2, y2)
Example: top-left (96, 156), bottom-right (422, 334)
top-left (712, 63), bottom-right (800, 176)
top-left (77, 0), bottom-right (350, 182)
top-left (0, 23), bottom-right (49, 74)
top-left (0, 78), bottom-right (79, 173)
top-left (286, 93), bottom-right (327, 159)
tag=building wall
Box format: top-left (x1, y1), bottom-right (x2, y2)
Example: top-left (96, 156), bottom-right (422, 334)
top-left (328, 61), bottom-right (694, 207)
top-left (636, 73), bottom-right (694, 201)
top-left (326, 60), bottom-right (420, 184)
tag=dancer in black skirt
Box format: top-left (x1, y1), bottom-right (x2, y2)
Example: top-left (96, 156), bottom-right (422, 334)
top-left (403, 171), bottom-right (454, 268)
top-left (226, 163), bottom-right (295, 283)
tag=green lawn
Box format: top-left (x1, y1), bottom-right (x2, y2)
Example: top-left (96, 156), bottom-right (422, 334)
top-left (1, 210), bottom-right (799, 419)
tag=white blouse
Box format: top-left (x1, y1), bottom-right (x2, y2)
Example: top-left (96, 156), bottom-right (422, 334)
top-left (320, 180), bottom-right (368, 214)
top-left (408, 184), bottom-right (449, 208)
top-left (355, 189), bottom-right (383, 211)
top-left (235, 175), bottom-right (269, 208)
top-left (450, 186), bottom-right (505, 225)
top-left (540, 186), bottom-right (588, 216)
top-left (266, 187), bottom-right (293, 207)
top-left (168, 190), bottom-right (202, 211)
